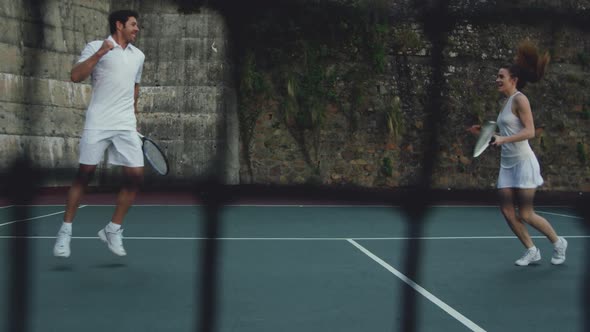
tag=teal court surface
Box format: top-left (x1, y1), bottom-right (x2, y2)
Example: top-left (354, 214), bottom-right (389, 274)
top-left (1, 201), bottom-right (588, 332)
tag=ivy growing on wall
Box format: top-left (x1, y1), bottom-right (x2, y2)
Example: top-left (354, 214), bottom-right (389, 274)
top-left (385, 95), bottom-right (404, 141)
top-left (238, 51), bottom-right (273, 178)
top-left (222, 0), bottom-right (393, 172)
top-left (577, 142), bottom-right (587, 164)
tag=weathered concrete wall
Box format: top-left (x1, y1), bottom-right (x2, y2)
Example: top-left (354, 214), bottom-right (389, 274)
top-left (0, 0), bottom-right (238, 186)
top-left (113, 0), bottom-right (239, 185)
top-left (0, 0), bottom-right (109, 186)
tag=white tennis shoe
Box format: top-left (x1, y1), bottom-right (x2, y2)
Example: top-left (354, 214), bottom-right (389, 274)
top-left (515, 247), bottom-right (541, 266)
top-left (98, 227), bottom-right (127, 256)
top-left (53, 229), bottom-right (71, 258)
top-left (551, 237), bottom-right (568, 265)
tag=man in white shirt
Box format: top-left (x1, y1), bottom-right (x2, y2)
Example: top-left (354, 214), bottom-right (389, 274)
top-left (53, 9), bottom-right (145, 258)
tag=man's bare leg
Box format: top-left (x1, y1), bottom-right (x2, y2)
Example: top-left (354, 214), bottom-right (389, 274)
top-left (111, 166), bottom-right (144, 224)
top-left (97, 166), bottom-right (143, 256)
top-left (63, 164), bottom-right (97, 223)
top-left (54, 164), bottom-right (96, 257)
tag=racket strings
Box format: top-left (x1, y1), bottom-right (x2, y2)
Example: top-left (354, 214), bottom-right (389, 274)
top-left (143, 140), bottom-right (168, 175)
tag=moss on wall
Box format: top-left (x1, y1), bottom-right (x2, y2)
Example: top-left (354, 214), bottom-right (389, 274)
top-left (200, 0), bottom-right (590, 189)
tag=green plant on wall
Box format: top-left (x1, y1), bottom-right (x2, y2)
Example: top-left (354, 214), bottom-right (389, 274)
top-left (392, 27), bottom-right (422, 54)
top-left (582, 104), bottom-right (590, 120)
top-left (346, 80), bottom-right (368, 132)
top-left (229, 1), bottom-right (393, 178)
top-left (352, 0), bottom-right (392, 73)
top-left (240, 51), bottom-right (267, 95)
top-left (283, 71), bottom-right (300, 124)
top-left (381, 157), bottom-right (393, 177)
top-left (472, 102), bottom-right (486, 123)
top-left (238, 50), bottom-right (273, 174)
top-left (368, 23), bottom-right (389, 73)
top-left (540, 136), bottom-right (547, 152)
top-left (577, 142), bottom-right (587, 163)
top-left (448, 75), bottom-right (497, 124)
top-left (577, 52), bottom-right (590, 69)
top-left (279, 41), bottom-right (339, 164)
top-left (298, 44), bottom-right (332, 130)
top-left (385, 95), bottom-right (404, 140)
top-left (239, 52), bottom-right (271, 132)
top-left (474, 88), bottom-right (499, 122)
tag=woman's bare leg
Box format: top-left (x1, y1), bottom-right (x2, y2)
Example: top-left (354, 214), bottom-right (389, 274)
top-left (498, 188), bottom-right (535, 248)
top-left (515, 188), bottom-right (559, 243)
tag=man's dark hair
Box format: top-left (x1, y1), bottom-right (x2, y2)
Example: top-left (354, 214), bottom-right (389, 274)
top-left (108, 10), bottom-right (139, 34)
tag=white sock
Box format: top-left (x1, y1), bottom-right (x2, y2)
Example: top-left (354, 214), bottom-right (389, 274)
top-left (527, 246), bottom-right (537, 252)
top-left (60, 222), bottom-right (72, 233)
top-left (106, 222), bottom-right (121, 232)
top-left (553, 237), bottom-right (563, 247)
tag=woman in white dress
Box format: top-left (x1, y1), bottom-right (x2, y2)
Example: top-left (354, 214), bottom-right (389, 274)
top-left (471, 41), bottom-right (567, 266)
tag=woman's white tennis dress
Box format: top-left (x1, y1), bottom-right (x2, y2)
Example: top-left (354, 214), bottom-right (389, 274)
top-left (496, 91), bottom-right (544, 189)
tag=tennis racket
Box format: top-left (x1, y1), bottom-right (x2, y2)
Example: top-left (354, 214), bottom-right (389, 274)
top-left (472, 121), bottom-right (497, 158)
top-left (138, 133), bottom-right (169, 175)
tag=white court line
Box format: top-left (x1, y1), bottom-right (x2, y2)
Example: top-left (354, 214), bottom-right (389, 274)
top-left (1, 235), bottom-right (588, 240)
top-left (5, 205), bottom-right (585, 212)
top-left (0, 205), bottom-right (87, 227)
top-left (0, 205), bottom-right (14, 209)
top-left (347, 239), bottom-right (486, 332)
top-left (537, 210), bottom-right (583, 220)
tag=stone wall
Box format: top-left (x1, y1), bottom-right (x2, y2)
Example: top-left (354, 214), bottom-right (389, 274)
top-left (238, 1), bottom-right (590, 191)
top-left (0, 0), bottom-right (108, 185)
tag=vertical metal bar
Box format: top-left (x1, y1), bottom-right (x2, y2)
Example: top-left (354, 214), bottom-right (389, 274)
top-left (399, 1), bottom-right (452, 330)
top-left (196, 184), bottom-right (223, 332)
top-left (577, 196), bottom-right (590, 331)
top-left (195, 10), bottom-right (234, 327)
top-left (4, 0), bottom-right (46, 329)
top-left (399, 199), bottom-right (428, 332)
top-left (9, 208), bottom-right (31, 332)
top-left (3, 158), bottom-right (40, 332)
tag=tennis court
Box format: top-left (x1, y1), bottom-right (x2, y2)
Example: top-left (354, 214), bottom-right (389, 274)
top-left (1, 193), bottom-right (588, 332)
top-left (2, 1), bottom-right (589, 332)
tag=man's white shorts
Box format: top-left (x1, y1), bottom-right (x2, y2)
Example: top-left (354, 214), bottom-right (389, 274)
top-left (79, 130), bottom-right (144, 167)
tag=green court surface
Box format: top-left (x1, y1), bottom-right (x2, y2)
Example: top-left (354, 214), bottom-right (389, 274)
top-left (0, 204), bottom-right (588, 332)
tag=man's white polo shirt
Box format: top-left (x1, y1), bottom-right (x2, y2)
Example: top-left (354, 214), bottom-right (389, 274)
top-left (78, 35), bottom-right (145, 131)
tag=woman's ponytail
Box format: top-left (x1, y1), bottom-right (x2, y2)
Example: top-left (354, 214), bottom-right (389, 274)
top-left (510, 40), bottom-right (550, 90)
